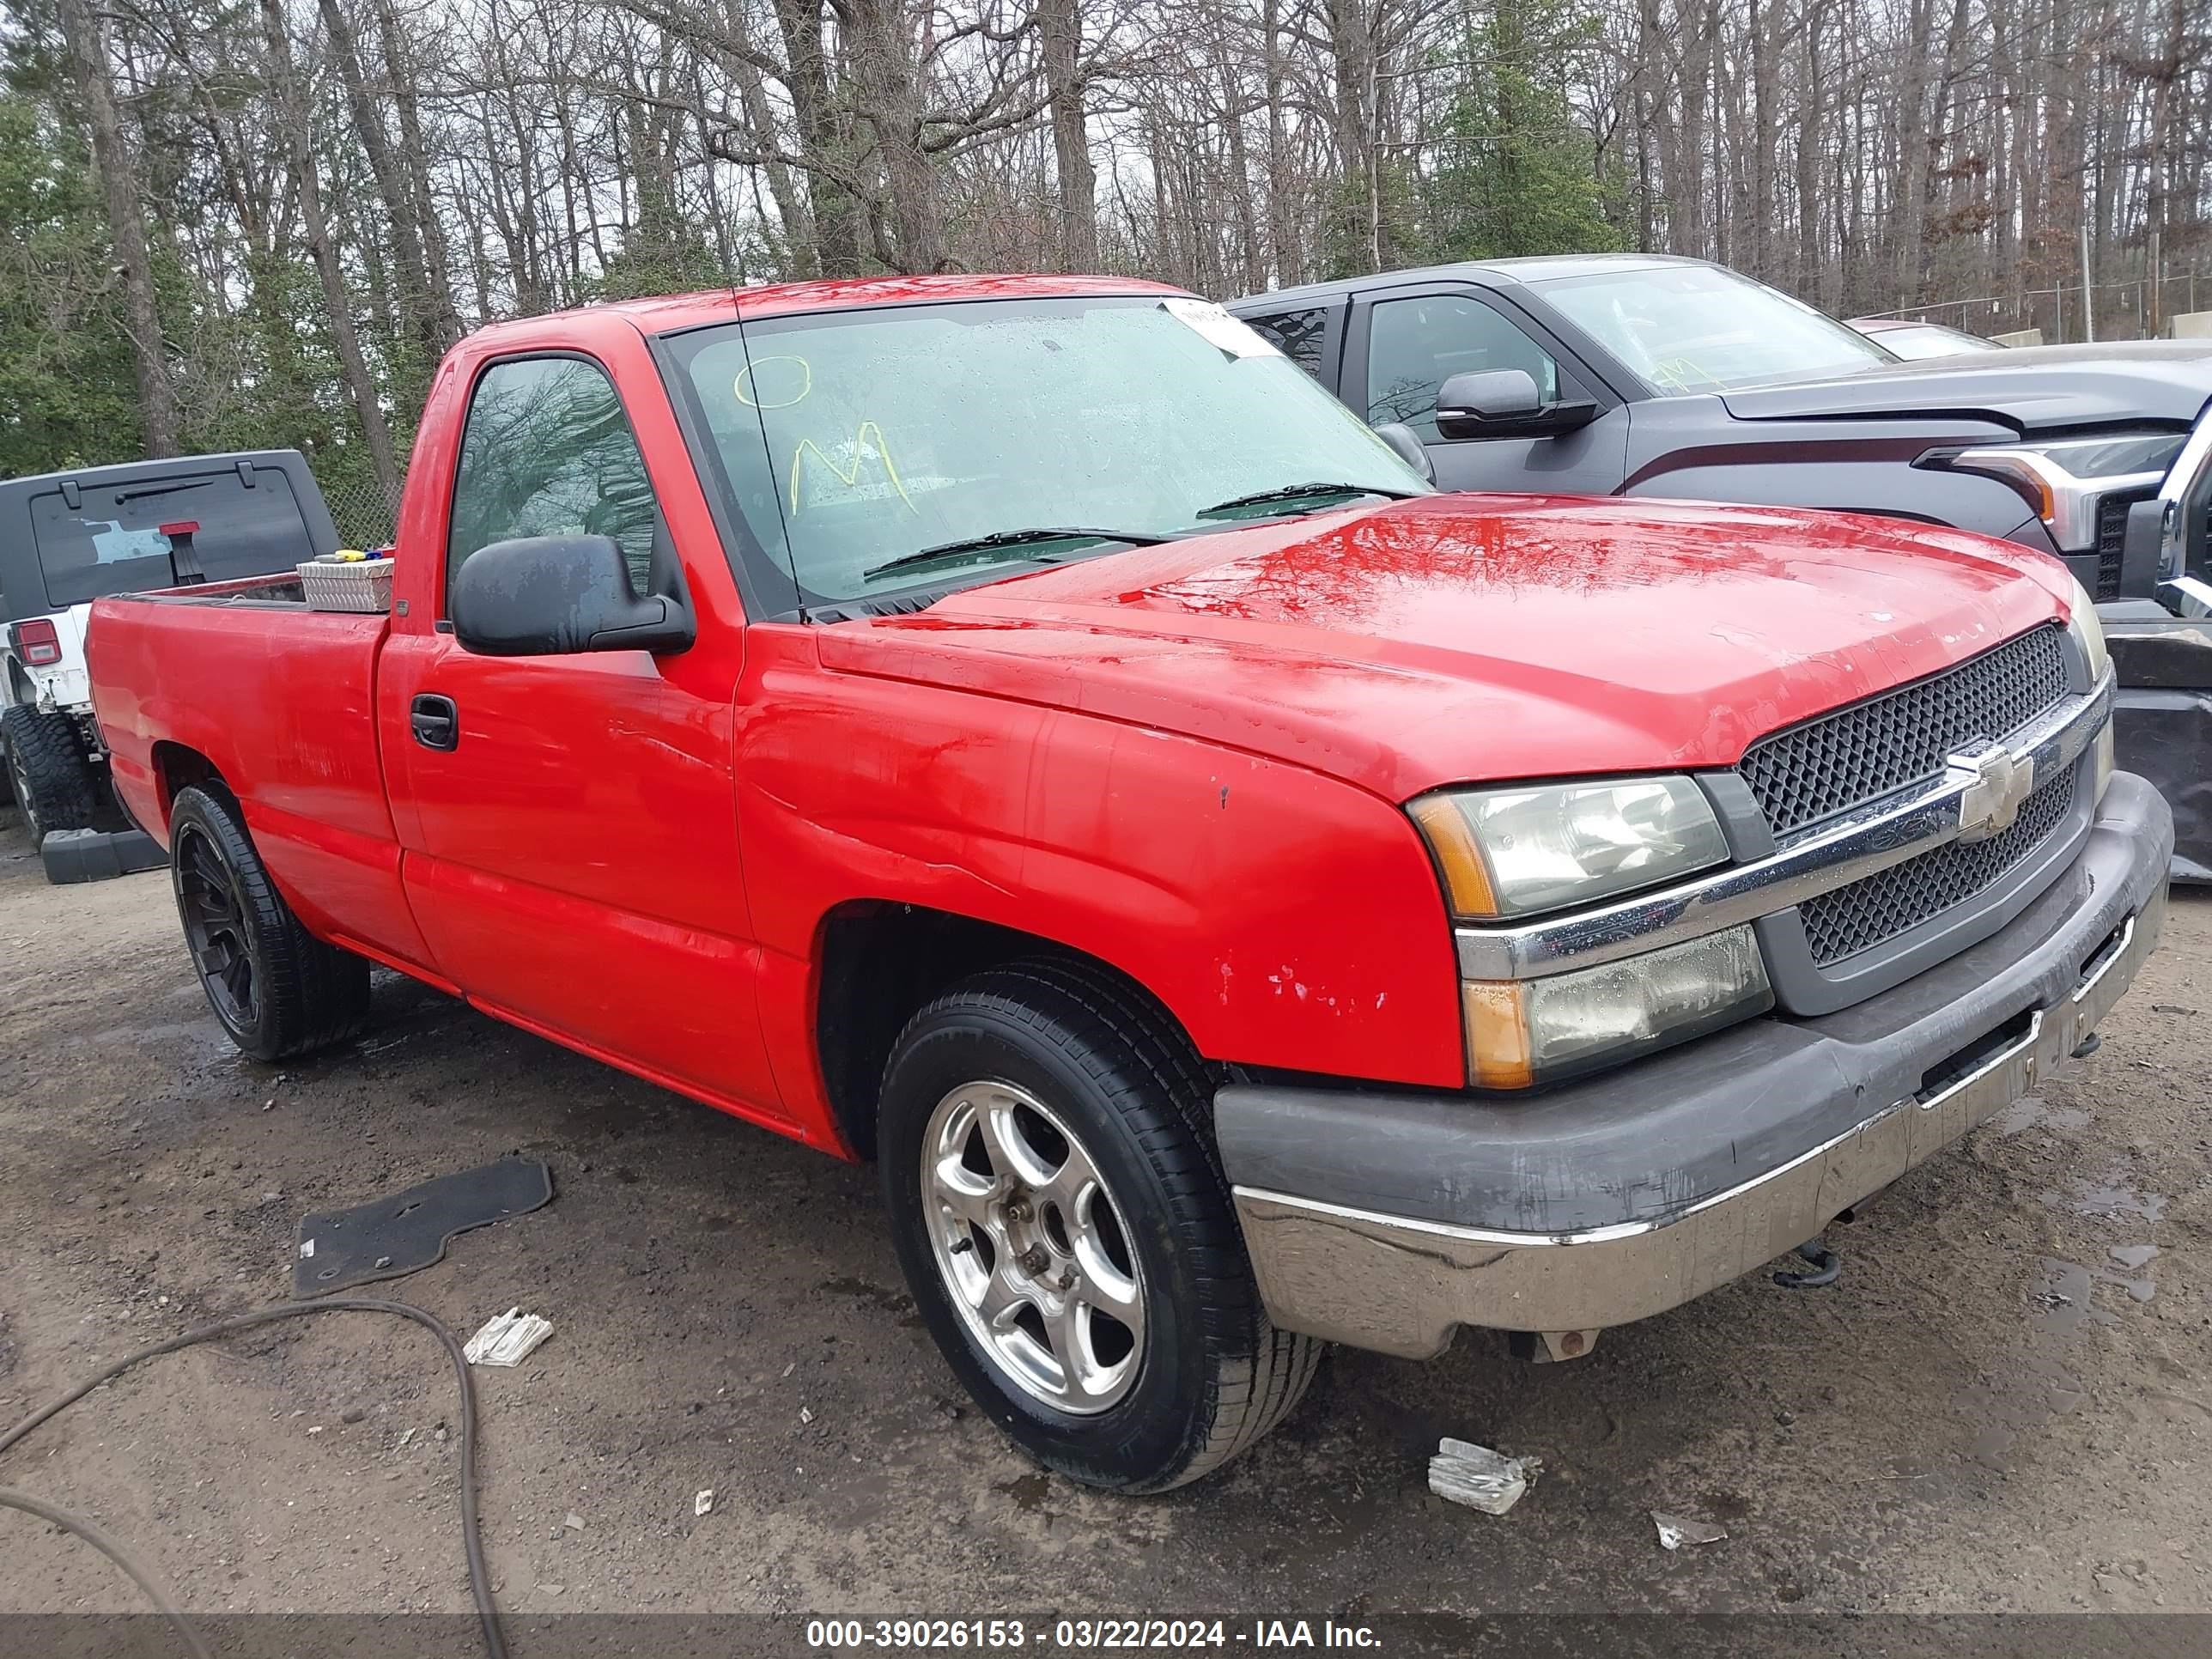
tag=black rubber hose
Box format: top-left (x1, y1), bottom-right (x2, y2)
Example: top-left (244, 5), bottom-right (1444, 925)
top-left (0, 1297), bottom-right (505, 1659)
top-left (0, 1486), bottom-right (215, 1659)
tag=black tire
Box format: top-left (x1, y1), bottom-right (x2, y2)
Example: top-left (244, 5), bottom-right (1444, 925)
top-left (3, 704), bottom-right (100, 841)
top-left (168, 783), bottom-right (371, 1061)
top-left (880, 957), bottom-right (1322, 1492)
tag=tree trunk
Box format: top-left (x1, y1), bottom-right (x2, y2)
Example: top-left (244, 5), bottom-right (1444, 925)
top-left (1749, 0), bottom-right (1780, 281)
top-left (1037, 0), bottom-right (1098, 270)
top-left (368, 0), bottom-right (465, 345)
top-left (847, 0), bottom-right (945, 272)
top-left (58, 0), bottom-right (179, 457)
top-left (1327, 0), bottom-right (1380, 273)
top-left (318, 0), bottom-right (443, 393)
top-left (718, 0), bottom-right (812, 275)
top-left (772, 0), bottom-right (864, 276)
top-left (1261, 0), bottom-right (1300, 285)
top-left (1669, 0), bottom-right (1714, 257)
top-left (1796, 0), bottom-right (1827, 296)
top-left (260, 0), bottom-right (402, 499)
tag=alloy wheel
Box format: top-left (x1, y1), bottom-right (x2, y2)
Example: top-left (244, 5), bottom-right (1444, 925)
top-left (175, 822), bottom-right (260, 1033)
top-left (921, 1079), bottom-right (1148, 1414)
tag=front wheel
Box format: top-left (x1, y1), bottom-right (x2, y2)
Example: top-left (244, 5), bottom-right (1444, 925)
top-left (880, 958), bottom-right (1321, 1491)
top-left (169, 784), bottom-right (371, 1061)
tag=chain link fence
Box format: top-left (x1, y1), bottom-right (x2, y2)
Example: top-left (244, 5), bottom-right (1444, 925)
top-left (318, 475), bottom-right (405, 551)
top-left (1856, 265), bottom-right (2212, 345)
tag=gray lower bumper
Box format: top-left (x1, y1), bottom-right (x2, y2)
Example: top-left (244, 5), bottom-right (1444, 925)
top-left (1221, 771), bottom-right (2172, 1358)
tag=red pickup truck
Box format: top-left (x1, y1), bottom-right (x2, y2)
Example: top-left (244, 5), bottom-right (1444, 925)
top-left (88, 276), bottom-right (2170, 1491)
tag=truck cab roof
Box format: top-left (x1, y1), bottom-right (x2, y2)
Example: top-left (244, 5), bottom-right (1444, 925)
top-left (1225, 254), bottom-right (1716, 314)
top-left (472, 274), bottom-right (1187, 343)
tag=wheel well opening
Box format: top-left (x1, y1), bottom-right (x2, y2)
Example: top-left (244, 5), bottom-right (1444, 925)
top-left (151, 743), bottom-right (225, 824)
top-left (814, 903), bottom-right (1193, 1163)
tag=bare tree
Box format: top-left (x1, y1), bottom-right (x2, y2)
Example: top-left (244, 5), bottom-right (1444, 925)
top-left (58, 0), bottom-right (180, 456)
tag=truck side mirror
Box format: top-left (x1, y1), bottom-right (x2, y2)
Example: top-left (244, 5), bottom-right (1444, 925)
top-left (1371, 422), bottom-right (1435, 483)
top-left (449, 534), bottom-right (696, 657)
top-left (1434, 369), bottom-right (1596, 442)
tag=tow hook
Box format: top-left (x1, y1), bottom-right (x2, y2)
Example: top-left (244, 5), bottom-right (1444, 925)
top-left (2071, 1032), bottom-right (2100, 1060)
top-left (1506, 1328), bottom-right (1601, 1363)
top-left (1771, 1237), bottom-right (1842, 1290)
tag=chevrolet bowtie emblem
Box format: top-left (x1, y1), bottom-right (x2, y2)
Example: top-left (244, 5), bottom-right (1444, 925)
top-left (1948, 744), bottom-right (2035, 842)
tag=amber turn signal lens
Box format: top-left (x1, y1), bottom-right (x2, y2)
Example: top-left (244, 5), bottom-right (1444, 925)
top-left (1408, 795), bottom-right (1499, 919)
top-left (1461, 981), bottom-right (1534, 1090)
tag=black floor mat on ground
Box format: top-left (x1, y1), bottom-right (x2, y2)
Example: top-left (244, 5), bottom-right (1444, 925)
top-left (294, 1158), bottom-right (555, 1296)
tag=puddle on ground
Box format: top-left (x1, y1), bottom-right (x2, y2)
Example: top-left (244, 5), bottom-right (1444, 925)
top-left (2028, 1258), bottom-right (2125, 1335)
top-left (2042, 1169), bottom-right (2170, 1224)
top-left (1992, 1095), bottom-right (2092, 1136)
top-left (1959, 1254), bottom-right (2159, 1472)
top-left (996, 1472), bottom-right (1053, 1513)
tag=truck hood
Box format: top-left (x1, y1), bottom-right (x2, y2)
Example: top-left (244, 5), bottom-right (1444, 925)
top-left (817, 495), bottom-right (2074, 801)
top-left (1719, 340), bottom-right (2212, 432)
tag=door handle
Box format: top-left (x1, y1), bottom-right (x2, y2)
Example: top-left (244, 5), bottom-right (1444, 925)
top-left (410, 693), bottom-right (459, 751)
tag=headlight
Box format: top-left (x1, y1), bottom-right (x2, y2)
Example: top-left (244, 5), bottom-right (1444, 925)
top-left (1408, 775), bottom-right (1729, 919)
top-left (2064, 574), bottom-right (2110, 680)
top-left (1462, 925), bottom-right (1772, 1088)
top-left (1942, 431), bottom-right (2187, 552)
top-left (2059, 576), bottom-right (2115, 799)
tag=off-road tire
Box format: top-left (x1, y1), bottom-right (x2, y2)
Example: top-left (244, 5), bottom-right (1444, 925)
top-left (880, 956), bottom-right (1322, 1491)
top-left (3, 705), bottom-right (100, 841)
top-left (168, 783), bottom-right (371, 1061)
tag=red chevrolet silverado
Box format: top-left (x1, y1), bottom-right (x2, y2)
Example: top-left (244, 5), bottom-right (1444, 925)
top-left (88, 276), bottom-right (2170, 1491)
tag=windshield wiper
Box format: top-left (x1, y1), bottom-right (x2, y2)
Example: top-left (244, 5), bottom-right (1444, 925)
top-left (862, 526), bottom-right (1170, 583)
top-left (1195, 481), bottom-right (1422, 519)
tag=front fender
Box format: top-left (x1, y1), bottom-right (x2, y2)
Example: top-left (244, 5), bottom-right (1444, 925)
top-left (739, 639), bottom-right (1466, 1095)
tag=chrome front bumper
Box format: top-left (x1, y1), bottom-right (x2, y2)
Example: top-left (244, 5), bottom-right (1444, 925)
top-left (1224, 773), bottom-right (2172, 1359)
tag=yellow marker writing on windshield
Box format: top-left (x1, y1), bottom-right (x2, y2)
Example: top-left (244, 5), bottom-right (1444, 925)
top-left (789, 422), bottom-right (917, 515)
top-left (736, 355), bottom-right (812, 410)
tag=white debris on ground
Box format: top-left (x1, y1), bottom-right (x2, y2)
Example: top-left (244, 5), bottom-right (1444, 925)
top-left (1652, 1511), bottom-right (1728, 1550)
top-left (463, 1308), bottom-right (555, 1366)
top-left (1427, 1437), bottom-right (1540, 1516)
top-left (695, 1489), bottom-right (714, 1517)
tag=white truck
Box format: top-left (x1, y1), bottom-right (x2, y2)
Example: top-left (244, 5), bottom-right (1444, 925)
top-left (2, 451), bottom-right (340, 850)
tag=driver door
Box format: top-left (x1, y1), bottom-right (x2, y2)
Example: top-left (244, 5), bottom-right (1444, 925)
top-left (1346, 286), bottom-right (1629, 496)
top-left (379, 343), bottom-right (785, 1125)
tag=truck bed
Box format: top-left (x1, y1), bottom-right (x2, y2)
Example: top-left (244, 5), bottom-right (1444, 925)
top-left (107, 570), bottom-right (315, 607)
top-left (88, 586), bottom-right (422, 960)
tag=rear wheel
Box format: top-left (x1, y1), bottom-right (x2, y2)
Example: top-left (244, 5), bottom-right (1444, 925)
top-left (880, 957), bottom-right (1322, 1491)
top-left (169, 784), bottom-right (370, 1060)
top-left (2, 705), bottom-right (99, 841)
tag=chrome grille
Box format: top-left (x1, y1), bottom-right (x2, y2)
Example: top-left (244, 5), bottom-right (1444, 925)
top-left (1737, 625), bottom-right (2069, 837)
top-left (1798, 770), bottom-right (2076, 965)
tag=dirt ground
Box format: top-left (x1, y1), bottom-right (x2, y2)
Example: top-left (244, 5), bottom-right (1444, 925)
top-left (0, 801), bottom-right (2207, 1649)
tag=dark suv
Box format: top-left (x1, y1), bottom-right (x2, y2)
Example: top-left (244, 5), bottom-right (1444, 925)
top-left (1, 449), bottom-right (337, 852)
top-left (1228, 254), bottom-right (2212, 874)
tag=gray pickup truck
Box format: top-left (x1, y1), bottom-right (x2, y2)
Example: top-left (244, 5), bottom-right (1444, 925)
top-left (1229, 254), bottom-right (2212, 874)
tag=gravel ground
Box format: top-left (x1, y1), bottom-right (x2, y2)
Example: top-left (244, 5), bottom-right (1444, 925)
top-left (0, 803), bottom-right (2207, 1649)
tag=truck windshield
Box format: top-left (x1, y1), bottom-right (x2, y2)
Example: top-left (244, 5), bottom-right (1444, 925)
top-left (1535, 264), bottom-right (1898, 396)
top-left (666, 295), bottom-right (1427, 605)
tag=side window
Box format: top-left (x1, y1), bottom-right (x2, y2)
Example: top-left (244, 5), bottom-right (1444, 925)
top-left (447, 356), bottom-right (659, 606)
top-left (1364, 295), bottom-right (1564, 439)
top-left (1243, 308), bottom-right (1329, 381)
